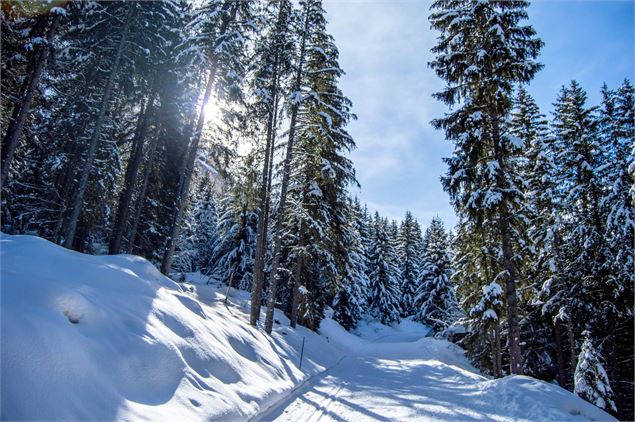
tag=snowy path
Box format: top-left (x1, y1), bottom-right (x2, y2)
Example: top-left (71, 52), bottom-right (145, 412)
top-left (256, 328), bottom-right (611, 422)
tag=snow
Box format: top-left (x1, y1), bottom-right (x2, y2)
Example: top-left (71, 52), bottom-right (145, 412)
top-left (262, 320), bottom-right (615, 422)
top-left (1, 234), bottom-right (615, 421)
top-left (0, 234), bottom-right (341, 421)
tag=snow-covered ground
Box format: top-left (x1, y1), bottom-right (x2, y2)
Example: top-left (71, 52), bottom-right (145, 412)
top-left (260, 319), bottom-right (614, 421)
top-left (1, 234), bottom-right (615, 421)
top-left (1, 234), bottom-right (341, 421)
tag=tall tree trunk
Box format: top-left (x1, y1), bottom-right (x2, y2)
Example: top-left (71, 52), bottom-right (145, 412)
top-left (263, 12), bottom-right (309, 334)
top-left (290, 219), bottom-right (306, 329)
top-left (62, 4), bottom-right (135, 248)
top-left (1, 12), bottom-right (61, 188)
top-left (160, 1), bottom-right (235, 275)
top-left (490, 104), bottom-right (523, 375)
top-left (109, 88), bottom-right (156, 254)
top-left (249, 92), bottom-right (278, 326)
top-left (250, 3), bottom-right (290, 325)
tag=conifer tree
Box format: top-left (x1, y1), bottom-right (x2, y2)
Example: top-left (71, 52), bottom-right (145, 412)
top-left (398, 211), bottom-right (422, 316)
top-left (161, 0), bottom-right (253, 275)
top-left (574, 335), bottom-right (618, 415)
top-left (414, 217), bottom-right (461, 333)
top-left (429, 0), bottom-right (543, 374)
top-left (368, 214), bottom-right (401, 324)
top-left (332, 199), bottom-right (370, 330)
top-left (249, 0), bottom-right (296, 326)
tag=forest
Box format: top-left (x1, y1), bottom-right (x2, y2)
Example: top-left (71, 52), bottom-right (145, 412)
top-left (1, 0), bottom-right (633, 420)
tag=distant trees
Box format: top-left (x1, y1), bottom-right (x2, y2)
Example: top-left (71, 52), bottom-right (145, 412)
top-left (414, 217), bottom-right (461, 333)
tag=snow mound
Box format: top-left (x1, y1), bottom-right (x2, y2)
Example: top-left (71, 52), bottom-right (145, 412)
top-left (0, 234), bottom-right (341, 421)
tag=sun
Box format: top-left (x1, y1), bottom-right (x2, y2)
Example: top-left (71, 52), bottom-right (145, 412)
top-left (203, 101), bottom-right (221, 124)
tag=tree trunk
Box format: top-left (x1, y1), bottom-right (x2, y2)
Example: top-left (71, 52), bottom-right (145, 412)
top-left (1, 12), bottom-right (61, 188)
top-left (566, 318), bottom-right (577, 387)
top-left (160, 1), bottom-right (235, 275)
top-left (62, 4), bottom-right (135, 248)
top-left (250, 4), bottom-right (289, 325)
top-left (249, 93), bottom-right (278, 326)
top-left (554, 321), bottom-right (566, 387)
top-left (109, 88), bottom-right (156, 254)
top-left (494, 321), bottom-right (502, 378)
top-left (126, 129), bottom-right (159, 253)
top-left (263, 10), bottom-right (310, 334)
top-left (489, 104), bottom-right (523, 375)
top-left (290, 219), bottom-right (306, 329)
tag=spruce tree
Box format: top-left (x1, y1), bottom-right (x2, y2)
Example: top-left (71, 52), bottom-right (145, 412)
top-left (414, 217), bottom-right (461, 333)
top-left (368, 214), bottom-right (401, 324)
top-left (574, 335), bottom-right (618, 415)
top-left (398, 211), bottom-right (422, 316)
top-left (332, 199), bottom-right (370, 330)
top-left (429, 0), bottom-right (543, 374)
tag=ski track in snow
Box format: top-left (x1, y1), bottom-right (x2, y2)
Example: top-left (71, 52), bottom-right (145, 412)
top-left (257, 327), bottom-right (612, 422)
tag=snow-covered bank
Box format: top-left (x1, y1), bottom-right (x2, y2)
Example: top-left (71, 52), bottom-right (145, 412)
top-left (0, 234), bottom-right (341, 421)
top-left (1, 234), bottom-right (615, 421)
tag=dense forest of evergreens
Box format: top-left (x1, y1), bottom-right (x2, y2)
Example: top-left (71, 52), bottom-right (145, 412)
top-left (1, 0), bottom-right (632, 419)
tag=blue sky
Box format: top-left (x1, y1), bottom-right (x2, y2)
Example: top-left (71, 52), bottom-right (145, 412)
top-left (323, 0), bottom-right (634, 229)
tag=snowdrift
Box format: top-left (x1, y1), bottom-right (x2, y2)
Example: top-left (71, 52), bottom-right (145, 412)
top-left (0, 234), bottom-right (341, 421)
top-left (1, 234), bottom-right (615, 421)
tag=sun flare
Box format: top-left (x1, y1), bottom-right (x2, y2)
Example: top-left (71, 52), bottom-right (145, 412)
top-left (203, 101), bottom-right (221, 124)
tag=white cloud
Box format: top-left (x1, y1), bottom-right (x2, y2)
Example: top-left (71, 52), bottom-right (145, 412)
top-left (324, 0), bottom-right (457, 226)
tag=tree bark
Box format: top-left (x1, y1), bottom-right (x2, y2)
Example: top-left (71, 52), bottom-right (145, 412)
top-left (290, 219), bottom-right (306, 329)
top-left (109, 88), bottom-right (156, 254)
top-left (494, 321), bottom-right (502, 378)
top-left (160, 1), bottom-right (235, 275)
top-left (263, 10), bottom-right (310, 334)
top-left (62, 4), bottom-right (135, 248)
top-left (566, 318), bottom-right (577, 387)
top-left (249, 93), bottom-right (278, 326)
top-left (490, 103), bottom-right (523, 375)
top-left (554, 321), bottom-right (566, 387)
top-left (1, 12), bottom-right (61, 188)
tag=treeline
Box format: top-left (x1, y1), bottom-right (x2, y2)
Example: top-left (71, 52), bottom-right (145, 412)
top-left (429, 0), bottom-right (633, 419)
top-left (1, 1), bottom-right (462, 340)
top-left (174, 196), bottom-right (462, 332)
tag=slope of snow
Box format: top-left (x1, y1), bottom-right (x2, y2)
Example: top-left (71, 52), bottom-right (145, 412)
top-left (265, 318), bottom-right (615, 421)
top-left (0, 234), bottom-right (342, 421)
top-left (1, 234), bottom-right (615, 421)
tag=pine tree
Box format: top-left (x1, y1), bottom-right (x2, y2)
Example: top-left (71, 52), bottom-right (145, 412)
top-left (574, 335), bottom-right (618, 415)
top-left (429, 0), bottom-right (543, 375)
top-left (398, 211), bottom-right (422, 316)
top-left (210, 192), bottom-right (257, 291)
top-left (283, 0), bottom-right (358, 330)
top-left (332, 199), bottom-right (370, 330)
top-left (368, 214), bottom-right (401, 324)
top-left (249, 0), bottom-right (296, 327)
top-left (161, 0), bottom-right (253, 275)
top-left (1, 4), bottom-right (64, 188)
top-left (414, 217), bottom-right (461, 333)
